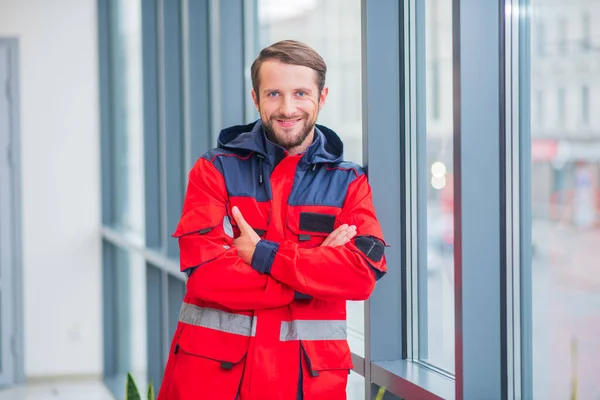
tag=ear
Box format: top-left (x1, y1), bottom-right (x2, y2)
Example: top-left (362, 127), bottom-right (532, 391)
top-left (318, 87), bottom-right (329, 110)
top-left (251, 89), bottom-right (260, 110)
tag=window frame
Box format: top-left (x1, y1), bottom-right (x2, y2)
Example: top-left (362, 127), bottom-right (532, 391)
top-left (98, 0), bottom-right (516, 398)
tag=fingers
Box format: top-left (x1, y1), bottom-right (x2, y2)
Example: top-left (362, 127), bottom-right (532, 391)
top-left (323, 224), bottom-right (350, 246)
top-left (322, 224), bottom-right (357, 247)
top-left (232, 206), bottom-right (261, 245)
top-left (232, 206), bottom-right (252, 233)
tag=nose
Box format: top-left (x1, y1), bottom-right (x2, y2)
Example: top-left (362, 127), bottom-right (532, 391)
top-left (279, 95), bottom-right (296, 117)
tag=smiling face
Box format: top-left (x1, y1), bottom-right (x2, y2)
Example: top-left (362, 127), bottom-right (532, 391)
top-left (252, 60), bottom-right (328, 154)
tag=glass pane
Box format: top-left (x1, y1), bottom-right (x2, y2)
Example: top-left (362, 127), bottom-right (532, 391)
top-left (347, 371), bottom-right (365, 400)
top-left (129, 252), bottom-right (148, 387)
top-left (103, 245), bottom-right (147, 398)
top-left (415, 0), bottom-right (455, 373)
top-left (109, 0), bottom-right (145, 242)
top-left (525, 1), bottom-right (600, 398)
top-left (251, 0), bottom-right (365, 355)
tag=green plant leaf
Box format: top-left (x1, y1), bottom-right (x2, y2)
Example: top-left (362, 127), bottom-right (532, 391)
top-left (147, 380), bottom-right (155, 400)
top-left (125, 372), bottom-right (142, 400)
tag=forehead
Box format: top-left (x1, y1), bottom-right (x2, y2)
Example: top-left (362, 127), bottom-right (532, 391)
top-left (258, 60), bottom-right (318, 90)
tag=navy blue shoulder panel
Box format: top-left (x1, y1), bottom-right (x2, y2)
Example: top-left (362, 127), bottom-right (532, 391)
top-left (201, 148), bottom-right (242, 163)
top-left (201, 149), bottom-right (271, 202)
top-left (332, 161), bottom-right (364, 177)
top-left (288, 162), bottom-right (363, 207)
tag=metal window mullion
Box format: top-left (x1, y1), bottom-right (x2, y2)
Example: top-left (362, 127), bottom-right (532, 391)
top-left (102, 241), bottom-right (118, 377)
top-left (361, 2), bottom-right (369, 392)
top-left (181, 0), bottom-right (192, 174)
top-left (362, 0), bottom-right (404, 398)
top-left (505, 0), bottom-right (515, 397)
top-left (157, 0), bottom-right (168, 255)
top-left (452, 0), bottom-right (504, 398)
top-left (187, 0), bottom-right (212, 159)
top-left (5, 38), bottom-right (25, 385)
top-left (99, 0), bottom-right (116, 227)
top-left (98, 0), bottom-right (117, 382)
top-left (218, 0), bottom-right (245, 128)
top-left (242, 0), bottom-right (260, 123)
top-left (208, 0), bottom-right (221, 145)
top-left (142, 0), bottom-right (162, 249)
top-left (162, 0), bottom-right (185, 259)
top-left (414, 0), bottom-right (429, 362)
top-left (518, 0), bottom-right (533, 397)
top-left (161, 269), bottom-right (170, 367)
top-left (505, 0), bottom-right (524, 398)
top-left (146, 264), bottom-right (164, 389)
top-left (406, 0), bottom-right (419, 362)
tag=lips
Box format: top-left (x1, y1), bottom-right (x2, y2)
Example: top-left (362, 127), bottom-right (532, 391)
top-left (276, 118), bottom-right (301, 128)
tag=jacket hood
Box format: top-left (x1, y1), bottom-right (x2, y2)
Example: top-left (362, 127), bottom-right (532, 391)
top-left (217, 120), bottom-right (344, 166)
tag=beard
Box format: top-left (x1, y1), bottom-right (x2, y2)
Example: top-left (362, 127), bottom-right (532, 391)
top-left (262, 112), bottom-right (317, 150)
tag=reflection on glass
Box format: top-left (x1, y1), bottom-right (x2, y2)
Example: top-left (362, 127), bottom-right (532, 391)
top-left (527, 1), bottom-right (600, 398)
top-left (252, 0), bottom-right (365, 355)
top-left (347, 371), bottom-right (365, 400)
top-left (110, 0), bottom-right (145, 242)
top-left (417, 0), bottom-right (455, 373)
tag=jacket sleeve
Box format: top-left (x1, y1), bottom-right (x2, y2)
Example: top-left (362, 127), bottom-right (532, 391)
top-left (251, 174), bottom-right (387, 301)
top-left (174, 157), bottom-right (295, 310)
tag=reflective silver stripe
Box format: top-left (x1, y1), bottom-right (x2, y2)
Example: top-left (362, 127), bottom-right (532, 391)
top-left (179, 303), bottom-right (256, 337)
top-left (280, 320), bottom-right (347, 341)
top-left (223, 216), bottom-right (233, 238)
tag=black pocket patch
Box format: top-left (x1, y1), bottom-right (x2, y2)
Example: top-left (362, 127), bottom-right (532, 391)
top-left (355, 236), bottom-right (385, 262)
top-left (299, 212), bottom-right (336, 233)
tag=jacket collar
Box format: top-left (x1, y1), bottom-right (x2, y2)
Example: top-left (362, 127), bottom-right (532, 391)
top-left (217, 120), bottom-right (344, 168)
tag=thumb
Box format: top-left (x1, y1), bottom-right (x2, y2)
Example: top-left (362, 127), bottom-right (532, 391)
top-left (232, 206), bottom-right (252, 233)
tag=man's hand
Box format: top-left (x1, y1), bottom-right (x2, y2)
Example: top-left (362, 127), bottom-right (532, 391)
top-left (232, 206), bottom-right (261, 264)
top-left (321, 224), bottom-right (357, 247)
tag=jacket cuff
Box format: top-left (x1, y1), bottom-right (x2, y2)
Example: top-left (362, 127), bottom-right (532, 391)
top-left (294, 291), bottom-right (312, 300)
top-left (251, 240), bottom-right (279, 274)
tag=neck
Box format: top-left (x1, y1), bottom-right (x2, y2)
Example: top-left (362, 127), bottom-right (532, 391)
top-left (287, 130), bottom-right (315, 156)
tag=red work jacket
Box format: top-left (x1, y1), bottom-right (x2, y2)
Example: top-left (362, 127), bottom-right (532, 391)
top-left (157, 121), bottom-right (387, 400)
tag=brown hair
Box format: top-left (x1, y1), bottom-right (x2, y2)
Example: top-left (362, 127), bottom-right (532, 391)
top-left (251, 40), bottom-right (327, 99)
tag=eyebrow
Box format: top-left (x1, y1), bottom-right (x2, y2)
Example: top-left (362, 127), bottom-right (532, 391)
top-left (262, 88), bottom-right (314, 94)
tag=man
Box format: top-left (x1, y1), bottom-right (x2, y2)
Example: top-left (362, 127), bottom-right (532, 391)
top-left (157, 40), bottom-right (387, 400)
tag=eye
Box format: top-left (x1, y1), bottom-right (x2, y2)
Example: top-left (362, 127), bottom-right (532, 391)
top-left (297, 91), bottom-right (306, 97)
top-left (267, 91), bottom-right (279, 97)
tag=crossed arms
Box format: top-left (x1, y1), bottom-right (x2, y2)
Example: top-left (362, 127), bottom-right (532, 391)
top-left (173, 158), bottom-right (387, 311)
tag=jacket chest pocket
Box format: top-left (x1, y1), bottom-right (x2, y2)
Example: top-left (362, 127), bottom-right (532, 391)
top-left (285, 206), bottom-right (341, 248)
top-left (227, 197), bottom-right (270, 239)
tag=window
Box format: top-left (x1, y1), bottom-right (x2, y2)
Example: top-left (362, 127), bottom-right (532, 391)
top-left (101, 0), bottom-right (148, 395)
top-left (536, 21), bottom-right (545, 56)
top-left (523, 2), bottom-right (600, 398)
top-left (535, 89), bottom-right (544, 129)
top-left (581, 13), bottom-right (590, 51)
top-left (558, 17), bottom-right (567, 56)
top-left (557, 87), bottom-right (565, 127)
top-left (428, 0), bottom-right (441, 121)
top-left (106, 0), bottom-right (145, 241)
top-left (409, 0), bottom-right (455, 374)
top-left (246, 0), bottom-right (365, 367)
top-left (247, 0), bottom-right (363, 164)
top-left (581, 85), bottom-right (589, 126)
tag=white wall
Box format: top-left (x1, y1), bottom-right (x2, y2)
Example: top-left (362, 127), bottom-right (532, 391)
top-left (0, 0), bottom-right (102, 378)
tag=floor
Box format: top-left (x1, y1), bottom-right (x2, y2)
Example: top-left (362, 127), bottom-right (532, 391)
top-left (0, 377), bottom-right (366, 400)
top-left (0, 380), bottom-right (115, 400)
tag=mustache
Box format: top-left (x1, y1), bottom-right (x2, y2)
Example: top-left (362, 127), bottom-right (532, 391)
top-left (270, 114), bottom-right (306, 120)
